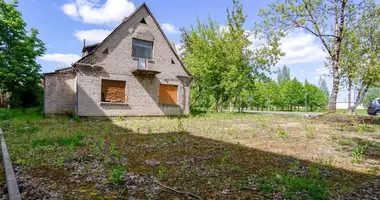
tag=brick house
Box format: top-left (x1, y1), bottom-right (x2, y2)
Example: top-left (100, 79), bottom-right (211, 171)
top-left (44, 3), bottom-right (192, 117)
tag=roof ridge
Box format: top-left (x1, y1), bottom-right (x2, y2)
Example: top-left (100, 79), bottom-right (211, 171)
top-left (73, 2), bottom-right (191, 77)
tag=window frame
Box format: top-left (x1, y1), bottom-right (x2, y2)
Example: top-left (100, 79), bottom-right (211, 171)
top-left (132, 38), bottom-right (154, 61)
top-left (100, 79), bottom-right (128, 103)
top-left (159, 84), bottom-right (179, 105)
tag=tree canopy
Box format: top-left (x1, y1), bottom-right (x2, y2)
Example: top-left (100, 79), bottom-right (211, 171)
top-left (0, 0), bottom-right (45, 107)
top-left (257, 0), bottom-right (375, 111)
top-left (181, 0), bottom-right (283, 112)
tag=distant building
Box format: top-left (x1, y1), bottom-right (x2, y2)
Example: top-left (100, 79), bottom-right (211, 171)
top-left (336, 102), bottom-right (365, 110)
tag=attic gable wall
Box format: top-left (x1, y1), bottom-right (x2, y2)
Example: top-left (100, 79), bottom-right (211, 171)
top-left (80, 6), bottom-right (188, 79)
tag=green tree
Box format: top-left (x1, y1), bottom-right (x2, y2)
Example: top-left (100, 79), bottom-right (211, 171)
top-left (343, 6), bottom-right (380, 114)
top-left (0, 0), bottom-right (45, 107)
top-left (251, 82), bottom-right (267, 110)
top-left (181, 0), bottom-right (283, 112)
top-left (363, 88), bottom-right (380, 107)
top-left (257, 0), bottom-right (374, 111)
top-left (305, 82), bottom-right (328, 111)
top-left (281, 78), bottom-right (304, 111)
top-left (277, 65), bottom-right (290, 85)
top-left (318, 76), bottom-right (329, 100)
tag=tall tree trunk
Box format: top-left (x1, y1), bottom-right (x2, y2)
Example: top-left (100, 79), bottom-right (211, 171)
top-left (348, 79), bottom-right (353, 114)
top-left (351, 84), bottom-right (369, 113)
top-left (190, 85), bottom-right (202, 107)
top-left (329, 0), bottom-right (346, 112)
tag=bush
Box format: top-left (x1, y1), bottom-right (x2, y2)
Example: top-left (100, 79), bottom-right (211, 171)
top-left (108, 167), bottom-right (124, 185)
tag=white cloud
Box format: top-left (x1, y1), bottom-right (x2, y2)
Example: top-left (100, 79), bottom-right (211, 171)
top-left (316, 67), bottom-right (329, 75)
top-left (62, 0), bottom-right (135, 25)
top-left (39, 54), bottom-right (81, 65)
top-left (62, 4), bottom-right (78, 17)
top-left (175, 43), bottom-right (185, 55)
top-left (247, 31), bottom-right (327, 66)
top-left (161, 23), bottom-right (179, 34)
top-left (74, 29), bottom-right (112, 43)
top-left (277, 32), bottom-right (327, 65)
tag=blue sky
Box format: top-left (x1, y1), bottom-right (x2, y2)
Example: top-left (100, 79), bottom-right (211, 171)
top-left (16, 0), bottom-right (368, 101)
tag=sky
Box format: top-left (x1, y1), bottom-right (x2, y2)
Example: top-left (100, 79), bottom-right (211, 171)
top-left (15, 0), bottom-right (369, 102)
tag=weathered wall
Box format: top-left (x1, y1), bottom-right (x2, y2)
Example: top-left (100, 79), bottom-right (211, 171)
top-left (44, 72), bottom-right (76, 115)
top-left (76, 5), bottom-right (191, 117)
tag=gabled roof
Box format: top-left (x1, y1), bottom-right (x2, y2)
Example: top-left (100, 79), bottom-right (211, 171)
top-left (82, 43), bottom-right (100, 53)
top-left (74, 3), bottom-right (191, 77)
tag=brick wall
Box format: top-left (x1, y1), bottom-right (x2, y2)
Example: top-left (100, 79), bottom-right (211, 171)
top-left (44, 72), bottom-right (76, 115)
top-left (75, 5), bottom-right (191, 117)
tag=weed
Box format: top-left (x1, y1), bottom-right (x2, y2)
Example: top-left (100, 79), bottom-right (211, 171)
top-left (114, 116), bottom-right (125, 121)
top-left (176, 117), bottom-right (185, 132)
top-left (158, 165), bottom-right (166, 180)
top-left (103, 127), bottom-right (109, 134)
top-left (109, 142), bottom-right (118, 156)
top-left (352, 144), bottom-right (367, 163)
top-left (16, 126), bottom-right (40, 135)
top-left (257, 173), bottom-right (329, 199)
top-left (148, 128), bottom-right (153, 135)
top-left (277, 125), bottom-right (288, 139)
top-left (236, 179), bottom-right (250, 190)
top-left (236, 142), bottom-right (247, 151)
top-left (358, 124), bottom-right (375, 132)
top-left (91, 140), bottom-right (106, 158)
top-left (221, 148), bottom-right (230, 164)
top-left (288, 160), bottom-right (299, 174)
top-left (309, 166), bottom-right (321, 179)
top-left (147, 193), bottom-right (154, 200)
top-left (181, 160), bottom-right (188, 171)
top-left (55, 157), bottom-right (65, 167)
top-left (108, 167), bottom-right (124, 185)
top-left (336, 138), bottom-right (356, 146)
top-left (231, 166), bottom-right (244, 173)
top-left (166, 136), bottom-right (178, 144)
top-left (31, 135), bottom-right (85, 148)
top-left (305, 125), bottom-right (315, 139)
top-left (72, 115), bottom-right (81, 123)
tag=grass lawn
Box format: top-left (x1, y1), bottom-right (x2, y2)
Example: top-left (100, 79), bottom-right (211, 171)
top-left (0, 109), bottom-right (380, 199)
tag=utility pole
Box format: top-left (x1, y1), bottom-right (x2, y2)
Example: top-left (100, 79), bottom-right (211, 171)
top-left (305, 94), bottom-right (308, 112)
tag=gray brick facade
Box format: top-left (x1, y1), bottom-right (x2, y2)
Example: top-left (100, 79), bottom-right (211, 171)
top-left (44, 71), bottom-right (76, 115)
top-left (44, 3), bottom-right (192, 117)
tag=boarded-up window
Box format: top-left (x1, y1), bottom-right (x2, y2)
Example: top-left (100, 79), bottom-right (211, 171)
top-left (101, 80), bottom-right (127, 103)
top-left (159, 85), bottom-right (177, 104)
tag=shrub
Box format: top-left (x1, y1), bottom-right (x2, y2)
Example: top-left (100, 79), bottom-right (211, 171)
top-left (108, 167), bottom-right (124, 185)
top-left (352, 144), bottom-right (367, 163)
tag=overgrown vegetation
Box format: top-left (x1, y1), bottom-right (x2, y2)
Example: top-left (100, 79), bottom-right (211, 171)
top-left (1, 110), bottom-right (379, 199)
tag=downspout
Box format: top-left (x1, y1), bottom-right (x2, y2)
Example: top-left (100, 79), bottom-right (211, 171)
top-left (43, 75), bottom-right (46, 117)
top-left (74, 66), bottom-right (79, 116)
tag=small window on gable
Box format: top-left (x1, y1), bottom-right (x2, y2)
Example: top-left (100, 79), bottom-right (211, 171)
top-left (171, 58), bottom-right (175, 64)
top-left (140, 18), bottom-right (147, 24)
top-left (132, 38), bottom-right (153, 60)
top-left (102, 48), bottom-right (109, 54)
top-left (101, 80), bottom-right (127, 103)
top-left (159, 84), bottom-right (178, 104)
